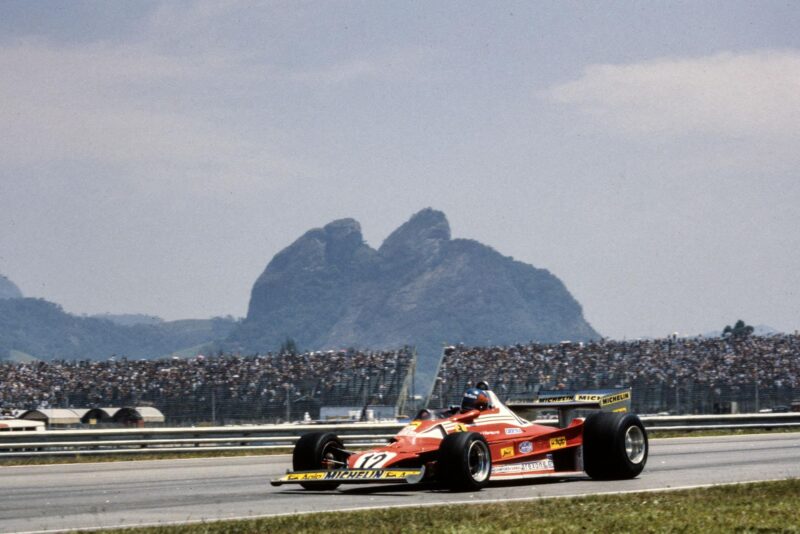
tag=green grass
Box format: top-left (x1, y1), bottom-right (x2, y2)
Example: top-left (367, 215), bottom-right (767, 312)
top-left (101, 479), bottom-right (800, 534)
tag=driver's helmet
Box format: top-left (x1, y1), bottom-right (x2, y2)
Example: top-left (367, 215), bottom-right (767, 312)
top-left (414, 408), bottom-right (434, 421)
top-left (461, 387), bottom-right (491, 412)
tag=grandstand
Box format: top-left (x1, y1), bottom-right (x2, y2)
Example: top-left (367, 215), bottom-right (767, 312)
top-left (0, 348), bottom-right (416, 425)
top-left (3, 335), bottom-right (799, 422)
top-left (433, 334), bottom-right (800, 414)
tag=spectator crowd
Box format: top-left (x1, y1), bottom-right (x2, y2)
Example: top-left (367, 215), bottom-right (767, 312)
top-left (0, 348), bottom-right (414, 424)
top-left (3, 334), bottom-right (799, 420)
top-left (436, 334), bottom-right (800, 414)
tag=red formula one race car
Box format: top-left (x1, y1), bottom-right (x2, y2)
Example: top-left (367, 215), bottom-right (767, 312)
top-left (271, 383), bottom-right (647, 492)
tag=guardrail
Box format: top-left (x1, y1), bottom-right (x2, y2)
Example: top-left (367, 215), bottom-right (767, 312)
top-left (1, 413), bottom-right (798, 458)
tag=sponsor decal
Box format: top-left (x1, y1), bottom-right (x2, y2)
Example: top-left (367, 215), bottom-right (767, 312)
top-left (399, 422), bottom-right (421, 436)
top-left (353, 452), bottom-right (397, 469)
top-left (324, 469), bottom-right (419, 481)
top-left (600, 391), bottom-right (631, 406)
top-left (613, 407), bottom-right (628, 413)
top-left (453, 423), bottom-right (469, 433)
top-left (518, 441), bottom-right (533, 454)
top-left (504, 427), bottom-right (523, 435)
top-left (541, 395), bottom-right (575, 403)
top-left (492, 458), bottom-right (555, 474)
top-left (500, 446), bottom-right (514, 458)
top-left (480, 430), bottom-right (500, 436)
top-left (539, 390), bottom-right (631, 406)
top-left (282, 469), bottom-right (422, 482)
top-left (549, 436), bottom-right (567, 449)
top-left (284, 472), bottom-right (327, 481)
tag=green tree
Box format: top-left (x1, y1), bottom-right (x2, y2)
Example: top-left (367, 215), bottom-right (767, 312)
top-left (279, 337), bottom-right (298, 355)
top-left (722, 319), bottom-right (754, 338)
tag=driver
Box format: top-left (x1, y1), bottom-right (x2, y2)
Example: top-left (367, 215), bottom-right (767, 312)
top-left (414, 408), bottom-right (435, 421)
top-left (460, 387), bottom-right (491, 412)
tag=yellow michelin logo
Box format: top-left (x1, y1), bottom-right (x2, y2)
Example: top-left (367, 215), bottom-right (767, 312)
top-left (544, 395), bottom-right (575, 403)
top-left (500, 446), bottom-right (514, 458)
top-left (601, 391), bottom-right (631, 406)
top-left (281, 469), bottom-right (421, 482)
top-left (549, 436), bottom-right (567, 449)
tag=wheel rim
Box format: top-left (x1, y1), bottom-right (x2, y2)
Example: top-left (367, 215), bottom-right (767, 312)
top-left (624, 426), bottom-right (646, 464)
top-left (467, 440), bottom-right (491, 481)
top-left (321, 442), bottom-right (342, 470)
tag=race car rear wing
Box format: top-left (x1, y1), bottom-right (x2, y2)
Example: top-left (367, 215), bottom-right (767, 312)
top-left (506, 388), bottom-right (632, 427)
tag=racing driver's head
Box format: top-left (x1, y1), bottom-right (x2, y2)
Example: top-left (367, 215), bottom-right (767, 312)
top-left (461, 387), bottom-right (491, 412)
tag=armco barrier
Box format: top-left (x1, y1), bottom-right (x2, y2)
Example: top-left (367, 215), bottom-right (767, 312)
top-left (1, 413), bottom-right (799, 458)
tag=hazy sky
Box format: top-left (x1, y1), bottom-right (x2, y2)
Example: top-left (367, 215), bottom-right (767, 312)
top-left (2, 1), bottom-right (799, 339)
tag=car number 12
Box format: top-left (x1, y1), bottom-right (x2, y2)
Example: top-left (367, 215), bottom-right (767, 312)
top-left (354, 452), bottom-right (396, 468)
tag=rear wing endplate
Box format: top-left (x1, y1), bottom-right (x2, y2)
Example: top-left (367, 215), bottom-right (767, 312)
top-left (507, 388), bottom-right (632, 427)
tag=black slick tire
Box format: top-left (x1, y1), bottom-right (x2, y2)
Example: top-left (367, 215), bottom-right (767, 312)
top-left (437, 432), bottom-right (492, 492)
top-left (292, 432), bottom-right (346, 490)
top-left (583, 412), bottom-right (648, 480)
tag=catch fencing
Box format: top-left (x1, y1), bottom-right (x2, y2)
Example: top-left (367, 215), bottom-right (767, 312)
top-left (2, 413), bottom-right (799, 459)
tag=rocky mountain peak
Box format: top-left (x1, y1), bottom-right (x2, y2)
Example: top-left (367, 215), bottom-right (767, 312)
top-left (0, 274), bottom-right (23, 300)
top-left (256, 218), bottom-right (368, 281)
top-left (321, 218), bottom-right (367, 265)
top-left (379, 208), bottom-right (451, 261)
top-left (323, 218), bottom-right (362, 239)
top-left (234, 208), bottom-right (599, 383)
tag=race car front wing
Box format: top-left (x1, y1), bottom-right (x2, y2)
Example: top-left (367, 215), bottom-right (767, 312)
top-left (270, 467), bottom-right (426, 486)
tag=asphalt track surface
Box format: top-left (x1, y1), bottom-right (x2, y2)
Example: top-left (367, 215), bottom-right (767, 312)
top-left (2, 433), bottom-right (799, 533)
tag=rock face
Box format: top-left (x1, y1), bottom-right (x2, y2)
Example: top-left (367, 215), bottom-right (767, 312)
top-left (0, 274), bottom-right (23, 300)
top-left (228, 209), bottom-right (599, 378)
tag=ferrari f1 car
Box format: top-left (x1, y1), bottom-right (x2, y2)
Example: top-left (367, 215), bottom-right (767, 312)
top-left (271, 383), bottom-right (647, 491)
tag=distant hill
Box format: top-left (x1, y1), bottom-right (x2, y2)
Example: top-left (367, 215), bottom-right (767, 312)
top-left (90, 313), bottom-right (165, 326)
top-left (0, 209), bottom-right (599, 383)
top-left (0, 274), bottom-right (23, 300)
top-left (0, 298), bottom-right (236, 361)
top-left (227, 208), bottom-right (599, 382)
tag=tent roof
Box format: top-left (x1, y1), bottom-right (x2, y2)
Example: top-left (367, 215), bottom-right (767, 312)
top-left (20, 409), bottom-right (81, 425)
top-left (131, 406), bottom-right (165, 423)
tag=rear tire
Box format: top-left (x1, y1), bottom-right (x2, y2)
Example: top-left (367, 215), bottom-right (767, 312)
top-left (292, 432), bottom-right (346, 490)
top-left (583, 412), bottom-right (648, 480)
top-left (437, 432), bottom-right (492, 491)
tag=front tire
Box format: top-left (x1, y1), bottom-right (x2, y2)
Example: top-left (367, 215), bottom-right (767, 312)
top-left (437, 432), bottom-right (492, 491)
top-left (583, 412), bottom-right (648, 480)
top-left (292, 432), bottom-right (346, 490)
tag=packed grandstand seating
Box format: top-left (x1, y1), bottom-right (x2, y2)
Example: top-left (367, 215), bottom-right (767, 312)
top-left (2, 335), bottom-right (799, 422)
top-left (433, 334), bottom-right (800, 414)
top-left (0, 348), bottom-right (414, 424)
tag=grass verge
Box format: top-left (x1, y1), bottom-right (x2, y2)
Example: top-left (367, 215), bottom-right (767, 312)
top-left (102, 479), bottom-right (800, 534)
